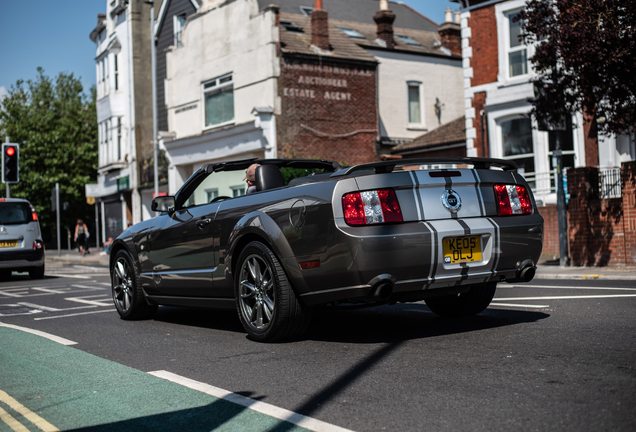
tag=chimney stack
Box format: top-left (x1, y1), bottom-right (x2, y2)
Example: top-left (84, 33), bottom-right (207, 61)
top-left (374, 0), bottom-right (396, 48)
top-left (438, 9), bottom-right (461, 56)
top-left (311, 0), bottom-right (329, 51)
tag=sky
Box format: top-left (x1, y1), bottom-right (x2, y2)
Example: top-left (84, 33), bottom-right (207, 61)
top-left (0, 1), bottom-right (460, 95)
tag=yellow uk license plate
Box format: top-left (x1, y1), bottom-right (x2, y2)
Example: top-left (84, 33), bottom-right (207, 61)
top-left (443, 236), bottom-right (482, 264)
top-left (0, 240), bottom-right (18, 248)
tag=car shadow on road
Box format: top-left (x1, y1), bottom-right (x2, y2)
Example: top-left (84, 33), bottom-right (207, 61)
top-left (152, 306), bottom-right (245, 334)
top-left (307, 302), bottom-right (549, 344)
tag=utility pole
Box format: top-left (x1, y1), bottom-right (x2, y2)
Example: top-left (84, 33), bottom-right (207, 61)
top-left (145, 1), bottom-right (159, 200)
top-left (5, 137), bottom-right (10, 198)
top-left (56, 183), bottom-right (61, 256)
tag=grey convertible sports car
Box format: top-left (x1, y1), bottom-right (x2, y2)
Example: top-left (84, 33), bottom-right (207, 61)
top-left (110, 157), bottom-right (543, 342)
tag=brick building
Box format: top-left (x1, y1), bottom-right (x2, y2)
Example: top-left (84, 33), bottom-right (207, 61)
top-left (452, 0), bottom-right (636, 264)
top-left (159, 0), bottom-right (464, 193)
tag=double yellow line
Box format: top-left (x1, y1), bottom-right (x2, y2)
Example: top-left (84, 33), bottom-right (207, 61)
top-left (0, 389), bottom-right (58, 432)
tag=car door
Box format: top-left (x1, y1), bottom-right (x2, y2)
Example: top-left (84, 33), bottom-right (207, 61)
top-left (147, 170), bottom-right (226, 297)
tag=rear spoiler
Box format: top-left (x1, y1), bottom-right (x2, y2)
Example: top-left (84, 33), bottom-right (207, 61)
top-left (331, 157), bottom-right (518, 177)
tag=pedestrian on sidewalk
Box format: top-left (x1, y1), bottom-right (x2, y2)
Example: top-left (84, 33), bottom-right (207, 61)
top-left (74, 219), bottom-right (88, 256)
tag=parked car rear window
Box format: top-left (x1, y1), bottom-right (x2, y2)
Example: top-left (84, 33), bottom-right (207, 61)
top-left (0, 202), bottom-right (31, 225)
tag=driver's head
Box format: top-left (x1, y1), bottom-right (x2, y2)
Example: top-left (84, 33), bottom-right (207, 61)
top-left (243, 163), bottom-right (260, 185)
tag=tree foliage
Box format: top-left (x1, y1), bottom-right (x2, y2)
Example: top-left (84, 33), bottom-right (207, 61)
top-left (0, 68), bottom-right (98, 242)
top-left (520, 0), bottom-right (636, 136)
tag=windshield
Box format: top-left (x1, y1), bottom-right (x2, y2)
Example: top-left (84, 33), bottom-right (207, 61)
top-left (0, 202), bottom-right (31, 225)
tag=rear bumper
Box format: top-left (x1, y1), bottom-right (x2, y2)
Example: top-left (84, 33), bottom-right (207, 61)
top-left (0, 249), bottom-right (45, 271)
top-left (294, 214), bottom-right (543, 306)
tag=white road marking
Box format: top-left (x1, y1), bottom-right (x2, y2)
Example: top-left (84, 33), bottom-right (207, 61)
top-left (32, 287), bottom-right (70, 294)
top-left (71, 284), bottom-right (107, 290)
top-left (45, 274), bottom-right (93, 279)
top-left (17, 302), bottom-right (97, 312)
top-left (495, 294), bottom-right (636, 301)
top-left (0, 291), bottom-right (25, 298)
top-left (504, 284), bottom-right (636, 291)
top-left (33, 309), bottom-right (114, 320)
top-left (65, 295), bottom-right (111, 307)
top-left (490, 303), bottom-right (550, 308)
top-left (149, 370), bottom-right (354, 432)
top-left (0, 322), bottom-right (77, 345)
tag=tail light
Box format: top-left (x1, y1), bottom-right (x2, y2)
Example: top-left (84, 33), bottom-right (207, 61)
top-left (342, 189), bottom-right (403, 226)
top-left (29, 204), bottom-right (38, 221)
top-left (33, 240), bottom-right (44, 250)
top-left (494, 184), bottom-right (532, 216)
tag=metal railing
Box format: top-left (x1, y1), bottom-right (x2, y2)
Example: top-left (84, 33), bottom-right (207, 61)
top-left (599, 167), bottom-right (622, 199)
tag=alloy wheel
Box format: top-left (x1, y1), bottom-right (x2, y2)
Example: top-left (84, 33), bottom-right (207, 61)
top-left (113, 257), bottom-right (133, 313)
top-left (238, 254), bottom-right (275, 331)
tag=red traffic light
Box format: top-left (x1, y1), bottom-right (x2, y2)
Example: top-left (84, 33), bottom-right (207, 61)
top-left (6, 146), bottom-right (15, 157)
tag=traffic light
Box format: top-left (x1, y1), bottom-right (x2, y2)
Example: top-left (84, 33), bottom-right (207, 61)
top-left (2, 143), bottom-right (19, 184)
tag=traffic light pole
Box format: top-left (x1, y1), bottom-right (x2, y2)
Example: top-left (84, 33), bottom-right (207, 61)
top-left (4, 137), bottom-right (9, 199)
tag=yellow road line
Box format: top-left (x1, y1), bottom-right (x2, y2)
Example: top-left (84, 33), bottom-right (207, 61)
top-left (0, 406), bottom-right (30, 432)
top-left (0, 390), bottom-right (59, 432)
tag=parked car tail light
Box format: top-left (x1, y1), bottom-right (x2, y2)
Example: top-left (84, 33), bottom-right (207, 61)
top-left (342, 189), bottom-right (403, 226)
top-left (494, 184), bottom-right (532, 216)
top-left (33, 240), bottom-right (44, 250)
top-left (29, 203), bottom-right (38, 221)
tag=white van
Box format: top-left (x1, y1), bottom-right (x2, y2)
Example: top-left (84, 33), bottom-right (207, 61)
top-left (0, 198), bottom-right (45, 280)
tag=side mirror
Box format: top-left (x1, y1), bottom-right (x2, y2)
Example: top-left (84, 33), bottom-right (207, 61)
top-left (152, 195), bottom-right (175, 213)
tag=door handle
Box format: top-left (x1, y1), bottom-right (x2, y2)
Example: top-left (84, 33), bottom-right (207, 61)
top-left (197, 218), bottom-right (212, 229)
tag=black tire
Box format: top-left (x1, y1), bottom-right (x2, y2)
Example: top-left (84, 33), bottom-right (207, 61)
top-left (235, 241), bottom-right (311, 342)
top-left (111, 250), bottom-right (157, 320)
top-left (29, 265), bottom-right (45, 279)
top-left (425, 282), bottom-right (497, 318)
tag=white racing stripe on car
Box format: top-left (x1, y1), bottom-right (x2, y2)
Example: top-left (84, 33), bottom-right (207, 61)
top-left (486, 217), bottom-right (501, 277)
top-left (471, 169), bottom-right (486, 216)
top-left (423, 222), bottom-right (438, 284)
top-left (409, 170), bottom-right (424, 221)
top-left (149, 371), bottom-right (354, 432)
top-left (0, 322), bottom-right (77, 345)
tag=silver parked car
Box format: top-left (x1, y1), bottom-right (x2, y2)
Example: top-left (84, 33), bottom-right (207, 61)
top-left (0, 198), bottom-right (45, 280)
top-left (110, 157), bottom-right (543, 342)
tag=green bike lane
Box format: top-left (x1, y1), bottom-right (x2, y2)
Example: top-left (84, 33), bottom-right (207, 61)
top-left (0, 326), bottom-right (347, 432)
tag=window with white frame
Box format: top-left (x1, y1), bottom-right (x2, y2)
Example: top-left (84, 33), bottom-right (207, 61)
top-left (505, 11), bottom-right (528, 78)
top-left (500, 117), bottom-right (536, 188)
top-left (174, 14), bottom-right (186, 47)
top-left (230, 185), bottom-right (246, 197)
top-left (116, 117), bottom-right (122, 160)
top-left (407, 82), bottom-right (423, 127)
top-left (203, 74), bottom-right (234, 128)
top-left (104, 56), bottom-right (109, 95)
top-left (114, 54), bottom-right (119, 90)
top-left (206, 188), bottom-right (219, 202)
